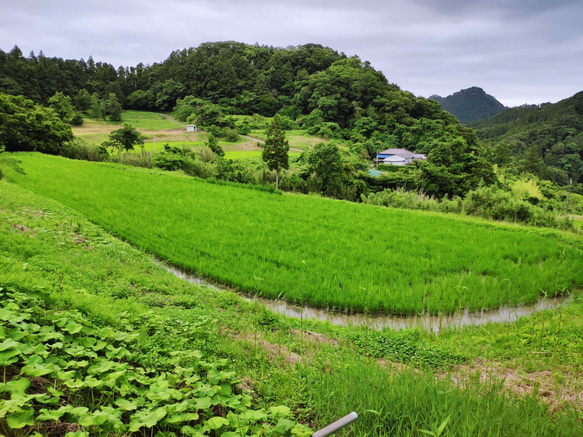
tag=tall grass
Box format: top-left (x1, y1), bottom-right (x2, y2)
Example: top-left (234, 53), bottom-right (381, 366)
top-left (306, 357), bottom-right (582, 436)
top-left (12, 153), bottom-right (583, 315)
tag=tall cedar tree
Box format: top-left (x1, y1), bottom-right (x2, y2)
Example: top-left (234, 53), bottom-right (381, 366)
top-left (262, 115), bottom-right (289, 190)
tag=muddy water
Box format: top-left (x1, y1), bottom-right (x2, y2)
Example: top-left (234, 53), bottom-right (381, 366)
top-left (164, 264), bottom-right (573, 334)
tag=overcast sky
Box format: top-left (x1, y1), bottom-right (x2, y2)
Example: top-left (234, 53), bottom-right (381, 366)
top-left (1, 0), bottom-right (581, 107)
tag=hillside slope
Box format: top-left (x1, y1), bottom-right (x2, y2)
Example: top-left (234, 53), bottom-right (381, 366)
top-left (430, 87), bottom-right (506, 124)
top-left (469, 91), bottom-right (583, 185)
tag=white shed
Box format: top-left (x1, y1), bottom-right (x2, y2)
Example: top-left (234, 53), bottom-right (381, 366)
top-left (186, 125), bottom-right (197, 132)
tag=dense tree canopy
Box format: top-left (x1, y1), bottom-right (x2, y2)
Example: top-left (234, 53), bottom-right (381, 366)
top-left (0, 92), bottom-right (73, 154)
top-left (0, 41), bottom-right (501, 197)
top-left (469, 92), bottom-right (583, 186)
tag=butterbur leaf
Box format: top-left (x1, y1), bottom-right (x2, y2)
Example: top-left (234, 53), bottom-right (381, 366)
top-left (78, 412), bottom-right (97, 427)
top-left (0, 355), bottom-right (19, 366)
top-left (180, 425), bottom-right (205, 437)
top-left (275, 418), bottom-right (296, 433)
top-left (205, 416), bottom-right (229, 430)
top-left (241, 409), bottom-right (268, 422)
top-left (64, 431), bottom-right (89, 437)
top-left (6, 378), bottom-right (31, 394)
top-left (195, 397), bottom-right (212, 411)
top-left (6, 407), bottom-right (35, 429)
top-left (67, 406), bottom-right (89, 418)
top-left (163, 412), bottom-right (199, 424)
top-left (64, 379), bottom-right (85, 389)
top-left (100, 327), bottom-right (115, 338)
top-left (36, 408), bottom-right (66, 421)
top-left (64, 321), bottom-right (83, 334)
top-left (129, 407), bottom-right (167, 431)
top-left (115, 398), bottom-right (137, 411)
top-left (0, 339), bottom-right (21, 351)
top-left (270, 405), bottom-right (291, 418)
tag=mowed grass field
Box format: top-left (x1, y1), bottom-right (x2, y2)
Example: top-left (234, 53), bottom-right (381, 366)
top-left (11, 153), bottom-right (583, 315)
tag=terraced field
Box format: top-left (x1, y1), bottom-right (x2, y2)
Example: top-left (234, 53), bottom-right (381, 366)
top-left (11, 152), bottom-right (583, 315)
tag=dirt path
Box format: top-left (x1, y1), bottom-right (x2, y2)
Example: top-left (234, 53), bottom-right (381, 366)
top-left (159, 113), bottom-right (185, 127)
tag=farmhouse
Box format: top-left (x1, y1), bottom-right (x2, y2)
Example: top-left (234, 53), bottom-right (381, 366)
top-left (375, 148), bottom-right (427, 166)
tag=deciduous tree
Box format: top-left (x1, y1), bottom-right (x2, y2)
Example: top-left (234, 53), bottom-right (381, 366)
top-left (105, 123), bottom-right (144, 152)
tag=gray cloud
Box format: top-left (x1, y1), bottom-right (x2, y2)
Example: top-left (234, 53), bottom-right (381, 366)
top-left (1, 0), bottom-right (581, 106)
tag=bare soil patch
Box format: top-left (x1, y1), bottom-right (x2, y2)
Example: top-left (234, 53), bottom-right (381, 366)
top-left (442, 359), bottom-right (583, 413)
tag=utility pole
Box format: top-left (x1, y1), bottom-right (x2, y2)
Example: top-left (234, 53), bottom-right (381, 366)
top-left (565, 178), bottom-right (573, 216)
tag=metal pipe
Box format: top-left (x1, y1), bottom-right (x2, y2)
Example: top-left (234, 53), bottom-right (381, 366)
top-left (312, 412), bottom-right (358, 437)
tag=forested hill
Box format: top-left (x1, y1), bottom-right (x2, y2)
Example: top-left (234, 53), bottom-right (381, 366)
top-left (430, 87), bottom-right (506, 124)
top-left (469, 91), bottom-right (583, 185)
top-left (1, 41), bottom-right (500, 198)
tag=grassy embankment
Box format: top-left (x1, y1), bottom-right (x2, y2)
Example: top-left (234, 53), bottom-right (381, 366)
top-left (10, 153), bottom-right (583, 316)
top-left (2, 176), bottom-right (583, 436)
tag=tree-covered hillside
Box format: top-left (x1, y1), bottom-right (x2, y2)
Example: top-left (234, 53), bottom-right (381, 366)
top-left (430, 87), bottom-right (506, 124)
top-left (469, 91), bottom-right (583, 187)
top-left (0, 42), bottom-right (495, 198)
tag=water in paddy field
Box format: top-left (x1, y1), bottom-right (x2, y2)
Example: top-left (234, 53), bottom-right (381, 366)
top-left (163, 264), bottom-right (573, 334)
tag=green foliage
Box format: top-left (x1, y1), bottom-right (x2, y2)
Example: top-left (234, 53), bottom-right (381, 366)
top-left (430, 87), bottom-right (505, 124)
top-left (470, 91), bottom-right (583, 185)
top-left (104, 93), bottom-right (122, 122)
top-left (419, 137), bottom-right (497, 198)
top-left (307, 142), bottom-right (346, 197)
top-left (363, 185), bottom-right (575, 230)
top-left (0, 287), bottom-right (305, 436)
top-left (104, 123), bottom-right (145, 151)
top-left (2, 174), bottom-right (583, 437)
top-left (262, 115), bottom-right (290, 189)
top-left (345, 329), bottom-right (465, 368)
top-left (0, 93), bottom-right (74, 154)
top-left (11, 153), bottom-right (583, 316)
top-left (48, 91), bottom-right (81, 124)
top-left (206, 133), bottom-right (225, 157)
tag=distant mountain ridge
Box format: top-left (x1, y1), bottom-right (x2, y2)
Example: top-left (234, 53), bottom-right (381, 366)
top-left (430, 87), bottom-right (506, 124)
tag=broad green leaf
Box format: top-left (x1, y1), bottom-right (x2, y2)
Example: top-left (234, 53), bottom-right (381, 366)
top-left (64, 431), bottom-right (89, 437)
top-left (6, 407), bottom-right (35, 429)
top-left (64, 345), bottom-right (87, 357)
top-left (205, 416), bottom-right (229, 430)
top-left (0, 308), bottom-right (14, 321)
top-left (64, 379), bottom-right (85, 389)
top-left (180, 425), bottom-right (205, 437)
top-left (47, 386), bottom-right (64, 397)
top-left (275, 418), bottom-right (296, 433)
top-left (100, 327), bottom-right (115, 338)
top-left (195, 397), bottom-right (212, 411)
top-left (129, 407), bottom-right (167, 431)
top-left (6, 378), bottom-right (31, 394)
top-left (22, 361), bottom-right (59, 377)
top-left (163, 412), bottom-right (199, 424)
top-left (0, 355), bottom-right (19, 366)
top-left (270, 405), bottom-right (291, 418)
top-left (241, 409), bottom-right (268, 422)
top-left (63, 320), bottom-right (83, 334)
top-left (115, 398), bottom-right (137, 411)
top-left (83, 377), bottom-right (103, 388)
top-left (0, 339), bottom-right (20, 351)
top-left (36, 408), bottom-right (66, 421)
top-left (78, 413), bottom-right (97, 427)
top-left (32, 343), bottom-right (50, 358)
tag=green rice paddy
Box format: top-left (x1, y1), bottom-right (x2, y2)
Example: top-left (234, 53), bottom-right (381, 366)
top-left (11, 153), bottom-right (583, 315)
